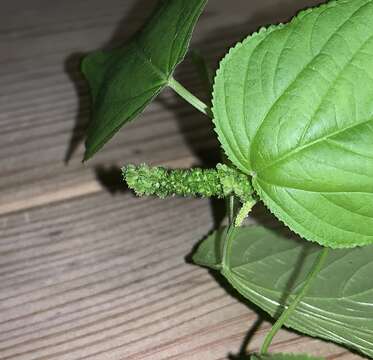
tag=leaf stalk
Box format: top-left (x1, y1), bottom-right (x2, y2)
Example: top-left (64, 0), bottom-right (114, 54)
top-left (260, 246), bottom-right (329, 355)
top-left (168, 77), bottom-right (213, 118)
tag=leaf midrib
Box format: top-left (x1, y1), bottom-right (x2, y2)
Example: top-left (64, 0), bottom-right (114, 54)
top-left (133, 39), bottom-right (169, 80)
top-left (255, 117), bottom-right (373, 174)
top-left (231, 266), bottom-right (373, 302)
top-left (248, 1), bottom-right (372, 172)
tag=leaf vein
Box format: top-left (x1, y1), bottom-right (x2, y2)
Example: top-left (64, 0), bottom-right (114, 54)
top-left (325, 138), bottom-right (373, 160)
top-left (320, 194), bottom-right (373, 220)
top-left (296, 33), bottom-right (373, 147)
top-left (284, 188), bottom-right (371, 236)
top-left (250, 1), bottom-right (372, 166)
top-left (256, 172), bottom-right (373, 194)
top-left (256, 117), bottom-right (373, 173)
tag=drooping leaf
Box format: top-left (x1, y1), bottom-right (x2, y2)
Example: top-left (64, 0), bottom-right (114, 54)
top-left (251, 353), bottom-right (325, 360)
top-left (212, 0), bottom-right (373, 248)
top-left (82, 0), bottom-right (207, 160)
top-left (193, 225), bottom-right (373, 358)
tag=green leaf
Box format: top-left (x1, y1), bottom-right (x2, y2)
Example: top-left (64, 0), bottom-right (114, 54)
top-left (212, 0), bottom-right (373, 248)
top-left (251, 353), bottom-right (324, 360)
top-left (193, 225), bottom-right (373, 358)
top-left (82, 0), bottom-right (207, 160)
top-left (192, 228), bottom-right (227, 270)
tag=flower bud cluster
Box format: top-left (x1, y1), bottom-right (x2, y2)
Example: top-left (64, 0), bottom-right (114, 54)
top-left (122, 163), bottom-right (253, 203)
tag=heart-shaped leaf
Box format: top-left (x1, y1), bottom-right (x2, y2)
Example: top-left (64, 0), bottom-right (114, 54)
top-left (82, 0), bottom-right (207, 160)
top-left (212, 0), bottom-right (373, 248)
top-left (193, 225), bottom-right (373, 358)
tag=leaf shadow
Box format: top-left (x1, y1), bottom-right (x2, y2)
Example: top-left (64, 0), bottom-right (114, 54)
top-left (228, 318), bottom-right (264, 360)
top-left (64, 0), bottom-right (159, 163)
top-left (64, 52), bottom-right (89, 163)
top-left (95, 165), bottom-right (129, 195)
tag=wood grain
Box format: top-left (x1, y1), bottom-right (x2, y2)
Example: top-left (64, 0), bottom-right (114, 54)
top-left (0, 0), bottom-right (363, 359)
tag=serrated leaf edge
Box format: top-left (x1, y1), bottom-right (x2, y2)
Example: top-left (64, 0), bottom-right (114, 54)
top-left (252, 176), bottom-right (373, 249)
top-left (211, 24), bottom-right (282, 174)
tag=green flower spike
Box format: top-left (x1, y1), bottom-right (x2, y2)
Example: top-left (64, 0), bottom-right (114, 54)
top-left (123, 163), bottom-right (255, 214)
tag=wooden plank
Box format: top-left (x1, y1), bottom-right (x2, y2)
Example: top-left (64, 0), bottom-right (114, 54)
top-left (0, 0), bottom-right (363, 359)
top-left (0, 193), bottom-right (360, 360)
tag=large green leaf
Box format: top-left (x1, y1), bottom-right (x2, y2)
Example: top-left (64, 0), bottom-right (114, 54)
top-left (193, 225), bottom-right (373, 358)
top-left (212, 0), bottom-right (373, 248)
top-left (82, 0), bottom-right (207, 160)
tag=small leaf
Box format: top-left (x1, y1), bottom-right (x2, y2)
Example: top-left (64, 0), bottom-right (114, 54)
top-left (82, 0), bottom-right (207, 160)
top-left (212, 0), bottom-right (373, 248)
top-left (193, 225), bottom-right (373, 358)
top-left (251, 353), bottom-right (325, 360)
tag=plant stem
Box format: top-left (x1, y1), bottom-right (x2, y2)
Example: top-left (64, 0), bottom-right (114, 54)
top-left (168, 77), bottom-right (213, 118)
top-left (221, 224), bottom-right (238, 272)
top-left (228, 195), bottom-right (235, 226)
top-left (260, 246), bottom-right (329, 355)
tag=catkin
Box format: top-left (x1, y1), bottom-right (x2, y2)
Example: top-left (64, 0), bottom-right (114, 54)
top-left (122, 163), bottom-right (253, 203)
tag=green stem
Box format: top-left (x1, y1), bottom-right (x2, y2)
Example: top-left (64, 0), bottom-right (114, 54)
top-left (222, 195), bottom-right (238, 272)
top-left (228, 195), bottom-right (235, 226)
top-left (222, 225), bottom-right (238, 272)
top-left (260, 247), bottom-right (329, 355)
top-left (168, 77), bottom-right (213, 118)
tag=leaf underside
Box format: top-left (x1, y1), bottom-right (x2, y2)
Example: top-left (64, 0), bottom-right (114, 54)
top-left (82, 0), bottom-right (207, 160)
top-left (212, 0), bottom-right (373, 248)
top-left (193, 225), bottom-right (373, 358)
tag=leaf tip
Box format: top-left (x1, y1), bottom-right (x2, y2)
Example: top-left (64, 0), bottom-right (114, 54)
top-left (82, 143), bottom-right (96, 162)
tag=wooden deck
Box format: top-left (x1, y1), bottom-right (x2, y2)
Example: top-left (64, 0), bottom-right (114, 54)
top-left (0, 1), bottom-right (363, 359)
